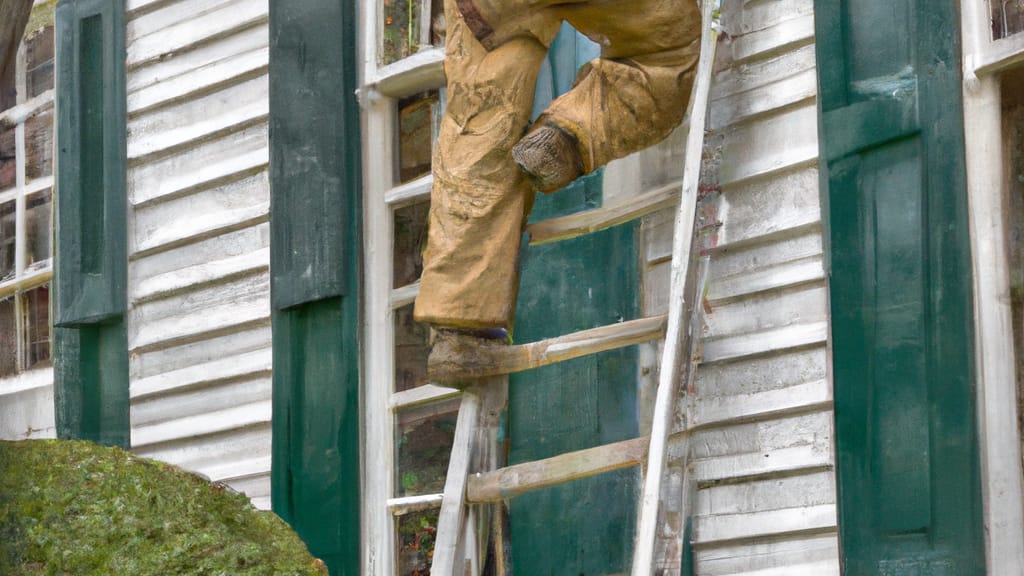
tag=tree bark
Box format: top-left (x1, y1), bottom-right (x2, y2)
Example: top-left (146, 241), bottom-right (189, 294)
top-left (0, 0), bottom-right (33, 111)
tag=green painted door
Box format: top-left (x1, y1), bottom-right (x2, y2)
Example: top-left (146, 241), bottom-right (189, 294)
top-left (814, 1), bottom-right (985, 573)
top-left (508, 24), bottom-right (640, 576)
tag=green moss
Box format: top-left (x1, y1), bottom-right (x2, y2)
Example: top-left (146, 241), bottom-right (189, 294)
top-left (0, 440), bottom-right (328, 576)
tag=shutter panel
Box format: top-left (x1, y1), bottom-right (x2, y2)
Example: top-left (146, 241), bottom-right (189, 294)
top-left (268, 0), bottom-right (351, 311)
top-left (53, 0), bottom-right (128, 448)
top-left (815, 1), bottom-right (985, 573)
top-left (508, 24), bottom-right (641, 575)
top-left (268, 1), bottom-right (362, 574)
top-left (54, 0), bottom-right (126, 327)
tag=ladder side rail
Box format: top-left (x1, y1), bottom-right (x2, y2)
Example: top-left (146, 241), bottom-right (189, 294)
top-left (432, 390), bottom-right (483, 576)
top-left (630, 0), bottom-right (721, 573)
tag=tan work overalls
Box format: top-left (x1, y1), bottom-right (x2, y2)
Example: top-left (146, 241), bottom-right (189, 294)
top-left (414, 0), bottom-right (701, 331)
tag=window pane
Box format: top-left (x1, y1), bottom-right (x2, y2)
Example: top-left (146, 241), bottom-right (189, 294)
top-left (22, 284), bottom-right (49, 369)
top-left (0, 201), bottom-right (14, 282)
top-left (26, 26), bottom-right (55, 98)
top-left (993, 0), bottom-right (1024, 39)
top-left (25, 189), bottom-right (51, 268)
top-left (394, 201), bottom-right (429, 288)
top-left (25, 104), bottom-right (54, 181)
top-left (394, 304), bottom-right (430, 392)
top-left (398, 91), bottom-right (440, 184)
top-left (397, 508), bottom-right (438, 576)
top-left (396, 398), bottom-right (459, 496)
top-left (0, 124), bottom-right (14, 192)
top-left (0, 297), bottom-right (14, 375)
top-left (381, 0), bottom-right (422, 65)
top-left (430, 0), bottom-right (445, 46)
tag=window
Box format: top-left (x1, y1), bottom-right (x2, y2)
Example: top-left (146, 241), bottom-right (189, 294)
top-left (961, 0), bottom-right (1024, 571)
top-left (361, 1), bottom-right (451, 573)
top-left (0, 7), bottom-right (55, 378)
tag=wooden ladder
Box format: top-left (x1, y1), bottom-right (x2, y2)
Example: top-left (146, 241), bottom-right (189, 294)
top-left (430, 2), bottom-right (721, 574)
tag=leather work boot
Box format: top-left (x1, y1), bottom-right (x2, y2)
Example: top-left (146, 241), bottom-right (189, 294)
top-left (512, 121), bottom-right (585, 193)
top-left (427, 327), bottom-right (509, 386)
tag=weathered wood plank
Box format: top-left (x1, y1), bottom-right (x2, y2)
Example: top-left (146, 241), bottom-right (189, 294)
top-left (387, 493), bottom-right (444, 515)
top-left (692, 504), bottom-right (836, 545)
top-left (527, 181), bottom-right (680, 245)
top-left (130, 346), bottom-right (271, 400)
top-left (429, 315), bottom-right (666, 381)
top-left (691, 379), bottom-right (831, 429)
top-left (692, 444), bottom-right (833, 485)
top-left (700, 321), bottom-right (828, 364)
top-left (706, 256), bottom-right (824, 304)
top-left (467, 436), bottom-right (648, 503)
top-left (127, 0), bottom-right (267, 68)
top-left (131, 247), bottom-right (268, 304)
top-left (695, 533), bottom-right (838, 576)
top-left (131, 398), bottom-right (271, 448)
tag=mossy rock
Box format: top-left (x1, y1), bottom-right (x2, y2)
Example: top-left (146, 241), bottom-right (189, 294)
top-left (0, 439), bottom-right (328, 576)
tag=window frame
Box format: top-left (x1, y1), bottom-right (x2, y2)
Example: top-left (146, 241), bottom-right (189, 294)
top-left (0, 26), bottom-right (55, 378)
top-left (359, 2), bottom-right (452, 575)
top-left (961, 1), bottom-right (1024, 572)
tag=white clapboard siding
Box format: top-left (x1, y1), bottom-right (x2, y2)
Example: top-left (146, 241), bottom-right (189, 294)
top-left (640, 0), bottom-right (840, 572)
top-left (126, 0), bottom-right (272, 509)
top-left (0, 367), bottom-right (56, 440)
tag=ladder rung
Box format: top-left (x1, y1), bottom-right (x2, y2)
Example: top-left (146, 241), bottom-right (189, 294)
top-left (429, 314), bottom-right (667, 381)
top-left (466, 436), bottom-right (649, 503)
top-left (526, 181), bottom-right (681, 246)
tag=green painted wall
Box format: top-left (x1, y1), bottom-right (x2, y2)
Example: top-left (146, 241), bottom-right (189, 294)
top-left (815, 0), bottom-right (985, 573)
top-left (508, 24), bottom-right (641, 576)
top-left (53, 0), bottom-right (128, 448)
top-left (268, 0), bottom-right (361, 574)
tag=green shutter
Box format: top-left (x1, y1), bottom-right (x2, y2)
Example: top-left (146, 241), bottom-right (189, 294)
top-left (508, 24), bottom-right (641, 575)
top-left (54, 0), bottom-right (126, 327)
top-left (53, 0), bottom-right (128, 449)
top-left (268, 0), bottom-right (361, 574)
top-left (814, 1), bottom-right (984, 573)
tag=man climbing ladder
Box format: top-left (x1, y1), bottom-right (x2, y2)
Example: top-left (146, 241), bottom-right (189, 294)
top-left (414, 0), bottom-right (703, 362)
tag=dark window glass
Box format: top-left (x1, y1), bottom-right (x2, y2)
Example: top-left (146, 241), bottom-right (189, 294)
top-left (0, 297), bottom-right (14, 375)
top-left (0, 201), bottom-right (14, 282)
top-left (993, 0), bottom-right (1024, 39)
top-left (397, 508), bottom-right (439, 576)
top-left (395, 398), bottom-right (459, 496)
top-left (24, 104), bottom-right (54, 181)
top-left (394, 303), bottom-right (430, 392)
top-left (25, 189), bottom-right (51, 268)
top-left (393, 201), bottom-right (429, 288)
top-left (26, 26), bottom-right (55, 98)
top-left (397, 91), bottom-right (440, 184)
top-left (22, 284), bottom-right (49, 368)
top-left (382, 0), bottom-right (421, 64)
top-left (0, 124), bottom-right (14, 191)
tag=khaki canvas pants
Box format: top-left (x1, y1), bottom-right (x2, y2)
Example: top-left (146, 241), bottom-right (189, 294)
top-left (414, 0), bottom-right (701, 330)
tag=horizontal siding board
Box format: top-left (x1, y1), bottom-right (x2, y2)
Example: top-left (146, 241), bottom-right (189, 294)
top-left (696, 345), bottom-right (827, 399)
top-left (715, 167), bottom-right (821, 248)
top-left (132, 247), bottom-right (269, 304)
top-left (129, 124), bottom-right (267, 206)
top-left (691, 379), bottom-right (831, 429)
top-left (127, 0), bottom-right (267, 68)
top-left (701, 284), bottom-right (828, 340)
top-left (127, 23), bottom-right (267, 93)
top-left (128, 46), bottom-right (268, 115)
top-left (696, 470), bottom-right (835, 517)
top-left (131, 347), bottom-right (271, 399)
top-left (695, 534), bottom-right (839, 576)
top-left (692, 444), bottom-right (833, 485)
top-left (132, 375), bottom-right (271, 426)
top-left (693, 504), bottom-right (836, 545)
top-left (716, 105), bottom-right (819, 187)
top-left (131, 399), bottom-right (271, 448)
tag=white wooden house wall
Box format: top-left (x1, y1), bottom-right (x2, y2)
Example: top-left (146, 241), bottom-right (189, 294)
top-left (691, 0), bottom-right (837, 572)
top-left (627, 0), bottom-right (838, 573)
top-left (123, 0), bottom-right (273, 510)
